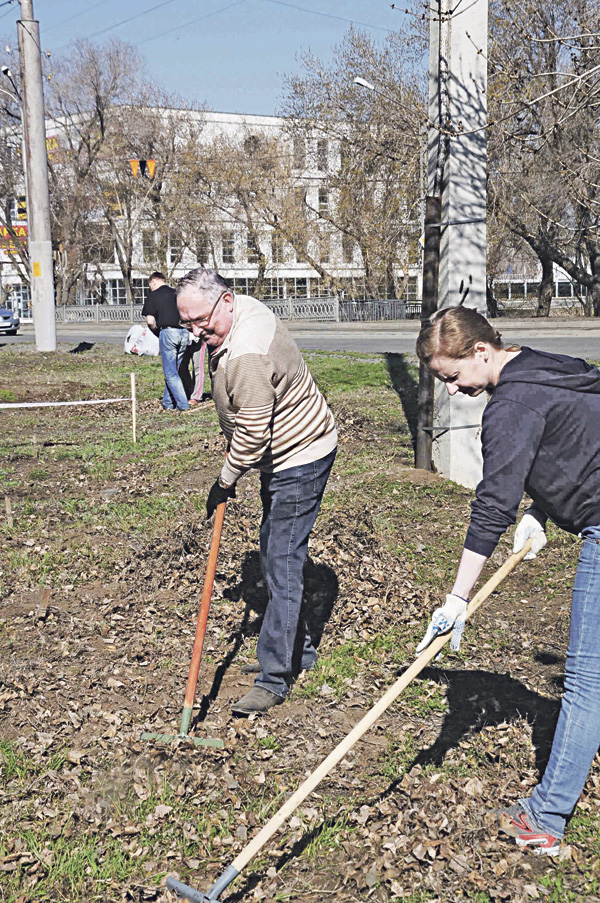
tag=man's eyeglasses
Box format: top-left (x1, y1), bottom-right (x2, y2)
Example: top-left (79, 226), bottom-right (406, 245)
top-left (179, 291), bottom-right (226, 330)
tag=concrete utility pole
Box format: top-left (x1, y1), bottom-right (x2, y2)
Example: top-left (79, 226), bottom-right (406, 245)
top-left (427, 0), bottom-right (488, 488)
top-left (18, 0), bottom-right (56, 352)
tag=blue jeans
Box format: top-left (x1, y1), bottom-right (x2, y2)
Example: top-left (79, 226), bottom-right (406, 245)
top-left (255, 448), bottom-right (336, 698)
top-left (523, 525), bottom-right (600, 838)
top-left (159, 327), bottom-right (190, 410)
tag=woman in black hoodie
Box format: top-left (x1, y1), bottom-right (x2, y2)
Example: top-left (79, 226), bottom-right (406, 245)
top-left (415, 305), bottom-right (600, 857)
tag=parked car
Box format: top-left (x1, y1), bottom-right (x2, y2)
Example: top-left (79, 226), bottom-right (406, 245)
top-left (0, 308), bottom-right (20, 335)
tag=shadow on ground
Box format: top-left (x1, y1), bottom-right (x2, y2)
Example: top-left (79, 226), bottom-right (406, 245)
top-left (402, 665), bottom-right (560, 776)
top-left (194, 551), bottom-right (339, 724)
top-left (385, 353), bottom-right (419, 449)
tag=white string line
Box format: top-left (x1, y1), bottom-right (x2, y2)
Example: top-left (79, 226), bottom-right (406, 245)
top-left (0, 398), bottom-right (130, 410)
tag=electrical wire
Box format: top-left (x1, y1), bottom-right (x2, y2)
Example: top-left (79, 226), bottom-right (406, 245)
top-left (137, 0), bottom-right (249, 45)
top-left (259, 0), bottom-right (394, 33)
top-left (0, 0), bottom-right (16, 20)
top-left (45, 0), bottom-right (108, 33)
top-left (86, 0), bottom-right (181, 42)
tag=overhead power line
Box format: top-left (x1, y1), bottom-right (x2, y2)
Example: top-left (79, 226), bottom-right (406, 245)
top-left (45, 0), bottom-right (108, 33)
top-left (259, 0), bottom-right (394, 33)
top-left (138, 0), bottom-right (249, 45)
top-left (86, 0), bottom-right (181, 41)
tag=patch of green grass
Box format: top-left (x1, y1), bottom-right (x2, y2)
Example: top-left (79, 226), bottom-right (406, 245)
top-left (390, 891), bottom-right (430, 903)
top-left (302, 813), bottom-right (353, 858)
top-left (0, 740), bottom-right (66, 783)
top-left (0, 829), bottom-right (136, 902)
top-left (0, 388), bottom-right (16, 402)
top-left (567, 808), bottom-right (600, 856)
top-left (401, 679), bottom-right (448, 716)
top-left (7, 548), bottom-right (71, 586)
top-left (258, 735), bottom-right (281, 751)
top-left (28, 467), bottom-right (50, 481)
top-left (539, 871), bottom-right (596, 903)
top-left (305, 352), bottom-right (390, 395)
top-left (378, 733), bottom-right (419, 781)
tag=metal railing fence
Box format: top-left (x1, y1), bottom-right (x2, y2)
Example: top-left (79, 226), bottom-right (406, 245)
top-left (54, 297), bottom-right (415, 324)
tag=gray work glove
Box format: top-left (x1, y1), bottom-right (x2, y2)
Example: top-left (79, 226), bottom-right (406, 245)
top-left (416, 593), bottom-right (468, 654)
top-left (513, 510), bottom-right (547, 560)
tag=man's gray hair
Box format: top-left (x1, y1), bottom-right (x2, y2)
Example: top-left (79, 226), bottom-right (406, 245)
top-left (177, 268), bottom-right (231, 301)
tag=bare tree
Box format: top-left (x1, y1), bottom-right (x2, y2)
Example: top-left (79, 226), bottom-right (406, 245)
top-left (0, 46), bottom-right (30, 301)
top-left (489, 0), bottom-right (600, 314)
top-left (280, 28), bottom-right (425, 299)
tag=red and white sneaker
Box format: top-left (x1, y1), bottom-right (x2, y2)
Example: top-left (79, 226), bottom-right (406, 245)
top-left (495, 803), bottom-right (560, 856)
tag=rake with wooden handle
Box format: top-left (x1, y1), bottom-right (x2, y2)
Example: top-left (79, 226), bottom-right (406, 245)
top-left (141, 501), bottom-right (227, 749)
top-left (166, 540), bottom-right (532, 901)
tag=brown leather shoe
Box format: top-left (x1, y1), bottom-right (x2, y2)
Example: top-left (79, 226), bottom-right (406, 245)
top-left (231, 687), bottom-right (285, 716)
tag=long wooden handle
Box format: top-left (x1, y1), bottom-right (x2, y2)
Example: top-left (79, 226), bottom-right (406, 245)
top-left (231, 540), bottom-right (532, 872)
top-left (179, 501), bottom-right (226, 736)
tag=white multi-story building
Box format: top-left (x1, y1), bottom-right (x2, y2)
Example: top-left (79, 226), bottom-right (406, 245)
top-left (0, 109), bottom-right (422, 319)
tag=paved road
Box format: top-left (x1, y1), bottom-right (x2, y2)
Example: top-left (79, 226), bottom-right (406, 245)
top-left (3, 320), bottom-right (600, 358)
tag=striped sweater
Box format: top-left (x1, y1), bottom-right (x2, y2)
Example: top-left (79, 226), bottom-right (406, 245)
top-left (210, 295), bottom-right (337, 486)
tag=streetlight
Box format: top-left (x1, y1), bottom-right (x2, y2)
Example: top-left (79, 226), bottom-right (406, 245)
top-left (353, 77), bottom-right (375, 91)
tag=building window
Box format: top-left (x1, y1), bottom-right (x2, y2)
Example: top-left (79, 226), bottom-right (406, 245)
top-left (557, 281), bottom-right (573, 298)
top-left (222, 231), bottom-right (235, 264)
top-left (169, 237), bottom-right (183, 266)
top-left (317, 138), bottom-right (328, 172)
top-left (247, 235), bottom-right (260, 263)
top-left (340, 138), bottom-right (350, 170)
top-left (196, 231), bottom-right (209, 265)
top-left (244, 134), bottom-right (261, 156)
top-left (132, 279), bottom-right (149, 304)
top-left (271, 231), bottom-right (284, 264)
top-left (407, 277), bottom-right (419, 300)
top-left (319, 231), bottom-right (330, 264)
top-left (295, 278), bottom-right (307, 298)
top-left (142, 229), bottom-right (156, 263)
top-left (294, 187), bottom-right (306, 220)
top-left (293, 136), bottom-right (306, 170)
top-left (77, 281), bottom-right (102, 306)
top-left (107, 278), bottom-right (127, 305)
top-left (318, 189), bottom-right (329, 214)
top-left (342, 234), bottom-right (355, 265)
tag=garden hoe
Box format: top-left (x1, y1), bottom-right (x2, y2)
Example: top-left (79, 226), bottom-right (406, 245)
top-left (141, 500), bottom-right (227, 749)
top-left (166, 539), bottom-right (533, 901)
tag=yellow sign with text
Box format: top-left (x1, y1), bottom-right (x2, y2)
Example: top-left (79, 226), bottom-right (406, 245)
top-left (0, 224), bottom-right (27, 251)
top-left (33, 262), bottom-right (41, 278)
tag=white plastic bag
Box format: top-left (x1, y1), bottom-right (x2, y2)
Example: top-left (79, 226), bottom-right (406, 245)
top-left (124, 325), bottom-right (159, 356)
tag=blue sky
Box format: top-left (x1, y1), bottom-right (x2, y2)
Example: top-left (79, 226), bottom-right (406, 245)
top-left (0, 0), bottom-right (404, 115)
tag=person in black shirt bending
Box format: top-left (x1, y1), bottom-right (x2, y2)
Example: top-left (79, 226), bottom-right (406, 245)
top-left (142, 272), bottom-right (191, 412)
top-left (415, 305), bottom-right (600, 858)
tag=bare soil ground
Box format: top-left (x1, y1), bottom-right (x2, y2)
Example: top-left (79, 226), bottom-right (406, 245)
top-left (0, 343), bottom-right (598, 903)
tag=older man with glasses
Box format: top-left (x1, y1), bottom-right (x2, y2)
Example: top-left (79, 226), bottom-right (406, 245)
top-left (177, 268), bottom-right (337, 716)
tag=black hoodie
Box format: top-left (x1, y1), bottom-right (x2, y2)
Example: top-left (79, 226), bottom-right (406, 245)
top-left (464, 346), bottom-right (600, 558)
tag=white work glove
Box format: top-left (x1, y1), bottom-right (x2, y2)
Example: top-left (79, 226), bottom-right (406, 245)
top-left (416, 593), bottom-right (468, 654)
top-left (513, 510), bottom-right (547, 560)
